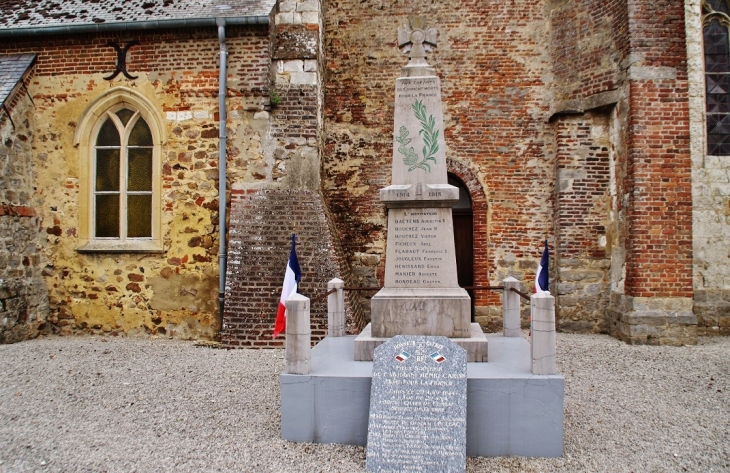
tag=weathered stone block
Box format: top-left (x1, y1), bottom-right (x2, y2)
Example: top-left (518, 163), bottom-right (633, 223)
top-left (279, 1), bottom-right (297, 12)
top-left (273, 26), bottom-right (318, 60)
top-left (301, 12), bottom-right (318, 24)
top-left (289, 72), bottom-right (318, 85)
top-left (296, 0), bottom-right (319, 12)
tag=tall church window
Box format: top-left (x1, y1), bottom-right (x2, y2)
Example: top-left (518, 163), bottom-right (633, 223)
top-left (74, 88), bottom-right (165, 253)
top-left (94, 108), bottom-right (154, 239)
top-left (704, 1), bottom-right (730, 155)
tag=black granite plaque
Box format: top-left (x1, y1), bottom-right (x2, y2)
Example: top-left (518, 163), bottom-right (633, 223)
top-left (366, 335), bottom-right (467, 473)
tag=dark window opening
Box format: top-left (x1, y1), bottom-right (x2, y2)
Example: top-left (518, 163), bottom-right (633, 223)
top-left (704, 3), bottom-right (730, 155)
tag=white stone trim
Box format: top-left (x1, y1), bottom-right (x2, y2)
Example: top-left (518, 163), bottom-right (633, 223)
top-left (73, 88), bottom-right (165, 253)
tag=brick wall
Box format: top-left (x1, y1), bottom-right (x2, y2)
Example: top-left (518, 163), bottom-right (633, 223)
top-left (0, 80), bottom-right (50, 343)
top-left (321, 0), bottom-right (695, 343)
top-left (323, 0), bottom-right (554, 328)
top-left (221, 187), bottom-right (348, 347)
top-left (548, 0), bottom-right (696, 344)
top-left (624, 80), bottom-right (692, 298)
top-left (624, 0), bottom-right (693, 300)
top-left (554, 113), bottom-right (612, 333)
top-left (547, 0), bottom-right (629, 335)
top-left (604, 0), bottom-right (695, 344)
top-left (221, 0), bottom-right (362, 346)
top-left (549, 0), bottom-right (629, 105)
top-left (624, 0), bottom-right (693, 297)
top-left (270, 0), bottom-right (323, 190)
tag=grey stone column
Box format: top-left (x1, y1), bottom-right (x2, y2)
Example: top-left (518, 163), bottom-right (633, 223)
top-left (327, 278), bottom-right (345, 337)
top-left (502, 277), bottom-right (521, 337)
top-left (286, 293), bottom-right (311, 375)
top-left (530, 292), bottom-right (557, 375)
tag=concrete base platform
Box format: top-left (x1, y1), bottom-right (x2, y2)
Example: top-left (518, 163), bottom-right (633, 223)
top-left (354, 322), bottom-right (489, 362)
top-left (280, 335), bottom-right (564, 457)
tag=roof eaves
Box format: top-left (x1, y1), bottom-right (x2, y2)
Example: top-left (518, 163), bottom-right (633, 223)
top-left (0, 15), bottom-right (271, 38)
top-left (0, 53), bottom-right (38, 111)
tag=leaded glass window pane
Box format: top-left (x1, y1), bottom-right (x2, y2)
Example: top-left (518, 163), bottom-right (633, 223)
top-left (116, 108), bottom-right (135, 126)
top-left (96, 149), bottom-right (120, 191)
top-left (95, 195), bottom-right (120, 237)
top-left (127, 195), bottom-right (152, 237)
top-left (129, 117), bottom-right (153, 146)
top-left (96, 118), bottom-right (120, 147)
top-left (705, 20), bottom-right (730, 73)
top-left (128, 149), bottom-right (152, 191)
top-left (705, 18), bottom-right (730, 155)
top-left (93, 110), bottom-right (155, 240)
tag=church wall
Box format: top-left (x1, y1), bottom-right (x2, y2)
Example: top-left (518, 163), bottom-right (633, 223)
top-left (686, 0), bottom-right (730, 336)
top-left (548, 0), bottom-right (697, 344)
top-left (222, 187), bottom-right (347, 347)
top-left (547, 0), bottom-right (628, 335)
top-left (624, 0), bottom-right (693, 301)
top-left (322, 0), bottom-right (697, 341)
top-left (323, 0), bottom-right (555, 330)
top-left (548, 0), bottom-right (629, 106)
top-left (553, 112), bottom-right (612, 333)
top-left (221, 0), bottom-right (362, 347)
top-left (607, 0), bottom-right (696, 345)
top-left (0, 26), bottom-right (275, 340)
top-left (0, 77), bottom-right (51, 343)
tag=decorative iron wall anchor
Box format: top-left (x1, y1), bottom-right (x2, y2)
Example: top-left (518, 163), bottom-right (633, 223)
top-left (104, 40), bottom-right (139, 80)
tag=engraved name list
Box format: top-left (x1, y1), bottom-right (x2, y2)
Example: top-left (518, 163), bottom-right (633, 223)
top-left (389, 207), bottom-right (453, 287)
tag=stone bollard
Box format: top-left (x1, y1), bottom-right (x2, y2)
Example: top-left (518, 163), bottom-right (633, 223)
top-left (327, 277), bottom-right (345, 337)
top-left (285, 293), bottom-right (311, 375)
top-left (502, 277), bottom-right (521, 337)
top-left (530, 291), bottom-right (557, 375)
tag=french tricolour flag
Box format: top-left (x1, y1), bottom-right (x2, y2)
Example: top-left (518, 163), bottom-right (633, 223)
top-left (535, 240), bottom-right (549, 294)
top-left (273, 234), bottom-right (302, 338)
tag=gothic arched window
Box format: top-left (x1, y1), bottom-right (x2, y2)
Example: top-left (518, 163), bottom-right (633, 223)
top-left (74, 88), bottom-right (165, 253)
top-left (704, 0), bottom-right (730, 155)
top-left (94, 107), bottom-right (154, 239)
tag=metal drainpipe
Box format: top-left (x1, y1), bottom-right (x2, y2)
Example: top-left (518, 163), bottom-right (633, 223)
top-left (217, 19), bottom-right (228, 332)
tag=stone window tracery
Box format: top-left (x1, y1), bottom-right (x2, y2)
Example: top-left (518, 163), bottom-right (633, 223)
top-left (707, 0), bottom-right (730, 15)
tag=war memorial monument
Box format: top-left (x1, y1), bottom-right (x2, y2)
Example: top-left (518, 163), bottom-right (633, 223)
top-left (280, 18), bottom-right (564, 468)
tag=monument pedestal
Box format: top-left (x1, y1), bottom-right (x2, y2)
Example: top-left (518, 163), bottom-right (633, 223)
top-left (281, 335), bottom-right (564, 457)
top-left (370, 287), bottom-right (472, 338)
top-left (354, 322), bottom-right (488, 362)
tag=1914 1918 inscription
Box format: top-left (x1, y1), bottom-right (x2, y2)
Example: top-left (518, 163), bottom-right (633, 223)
top-left (366, 336), bottom-right (467, 473)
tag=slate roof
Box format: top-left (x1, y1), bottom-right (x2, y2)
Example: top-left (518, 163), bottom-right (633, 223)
top-left (0, 54), bottom-right (36, 107)
top-left (0, 0), bottom-right (277, 35)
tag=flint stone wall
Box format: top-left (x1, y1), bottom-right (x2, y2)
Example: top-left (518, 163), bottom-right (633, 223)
top-left (1, 89), bottom-right (50, 343)
top-left (0, 26), bottom-right (273, 340)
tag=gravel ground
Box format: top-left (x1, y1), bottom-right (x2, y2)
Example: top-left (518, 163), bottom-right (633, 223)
top-left (0, 333), bottom-right (728, 473)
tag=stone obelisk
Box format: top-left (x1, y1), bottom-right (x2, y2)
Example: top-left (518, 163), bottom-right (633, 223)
top-left (355, 18), bottom-right (486, 361)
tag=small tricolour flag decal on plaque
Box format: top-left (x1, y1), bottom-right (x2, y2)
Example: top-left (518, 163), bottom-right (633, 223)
top-left (430, 352), bottom-right (445, 363)
top-left (395, 351), bottom-right (411, 362)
